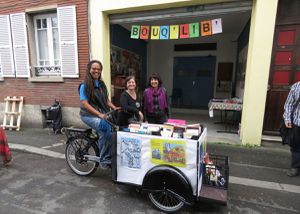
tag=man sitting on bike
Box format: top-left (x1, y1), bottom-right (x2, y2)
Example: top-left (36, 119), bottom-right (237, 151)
top-left (79, 60), bottom-right (119, 169)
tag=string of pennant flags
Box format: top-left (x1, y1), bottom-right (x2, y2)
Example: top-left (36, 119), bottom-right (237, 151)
top-left (130, 18), bottom-right (222, 40)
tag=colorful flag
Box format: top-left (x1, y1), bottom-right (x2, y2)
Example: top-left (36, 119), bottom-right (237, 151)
top-left (130, 25), bottom-right (140, 39)
top-left (160, 26), bottom-right (169, 40)
top-left (151, 26), bottom-right (160, 40)
top-left (140, 26), bottom-right (150, 39)
top-left (170, 25), bottom-right (179, 39)
top-left (201, 20), bottom-right (212, 36)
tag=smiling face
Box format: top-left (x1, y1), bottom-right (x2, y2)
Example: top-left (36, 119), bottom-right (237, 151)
top-left (126, 78), bottom-right (136, 90)
top-left (90, 62), bottom-right (102, 80)
top-left (150, 78), bottom-right (159, 89)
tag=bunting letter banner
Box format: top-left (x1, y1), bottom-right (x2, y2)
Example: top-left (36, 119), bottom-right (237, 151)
top-left (151, 26), bottom-right (160, 40)
top-left (131, 18), bottom-right (222, 40)
top-left (170, 25), bottom-right (179, 39)
top-left (180, 24), bottom-right (189, 39)
top-left (189, 23), bottom-right (200, 38)
top-left (201, 21), bottom-right (212, 36)
top-left (212, 18), bottom-right (222, 34)
top-left (160, 26), bottom-right (169, 40)
top-left (131, 25), bottom-right (140, 39)
top-left (140, 26), bottom-right (150, 39)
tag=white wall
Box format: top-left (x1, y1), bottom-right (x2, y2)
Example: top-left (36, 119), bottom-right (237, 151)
top-left (147, 33), bottom-right (238, 98)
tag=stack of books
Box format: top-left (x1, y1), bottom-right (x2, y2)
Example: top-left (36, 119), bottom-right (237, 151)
top-left (127, 121), bottom-right (202, 139)
top-left (162, 122), bottom-right (202, 139)
top-left (184, 124), bottom-right (201, 139)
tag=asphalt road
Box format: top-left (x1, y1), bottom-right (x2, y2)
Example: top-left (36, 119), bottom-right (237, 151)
top-left (1, 144), bottom-right (300, 214)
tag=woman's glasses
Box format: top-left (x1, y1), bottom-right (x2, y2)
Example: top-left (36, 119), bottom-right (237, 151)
top-left (91, 68), bottom-right (102, 71)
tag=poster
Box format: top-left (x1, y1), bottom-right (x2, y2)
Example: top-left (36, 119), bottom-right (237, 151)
top-left (120, 136), bottom-right (142, 169)
top-left (151, 139), bottom-right (186, 167)
top-left (110, 45), bottom-right (142, 77)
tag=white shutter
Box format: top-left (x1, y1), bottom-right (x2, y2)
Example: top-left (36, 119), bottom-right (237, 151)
top-left (0, 53), bottom-right (2, 75)
top-left (58, 6), bottom-right (79, 78)
top-left (10, 13), bottom-right (30, 78)
top-left (0, 15), bottom-right (15, 77)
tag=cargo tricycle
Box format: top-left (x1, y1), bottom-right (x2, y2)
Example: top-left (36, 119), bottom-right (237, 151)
top-left (64, 111), bottom-right (229, 212)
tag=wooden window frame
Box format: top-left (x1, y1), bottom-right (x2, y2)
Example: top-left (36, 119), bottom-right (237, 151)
top-left (33, 13), bottom-right (61, 76)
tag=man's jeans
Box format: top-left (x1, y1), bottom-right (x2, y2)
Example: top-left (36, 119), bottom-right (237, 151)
top-left (81, 115), bottom-right (111, 165)
top-left (291, 151), bottom-right (300, 169)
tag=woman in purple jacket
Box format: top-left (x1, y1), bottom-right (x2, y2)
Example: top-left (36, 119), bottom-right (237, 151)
top-left (143, 73), bottom-right (169, 124)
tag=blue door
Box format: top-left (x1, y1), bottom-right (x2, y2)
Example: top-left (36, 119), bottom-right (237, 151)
top-left (173, 56), bottom-right (216, 108)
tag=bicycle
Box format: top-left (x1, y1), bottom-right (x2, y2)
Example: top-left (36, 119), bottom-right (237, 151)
top-left (65, 110), bottom-right (118, 176)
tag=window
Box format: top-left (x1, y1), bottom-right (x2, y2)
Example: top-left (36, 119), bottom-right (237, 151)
top-left (0, 5), bottom-right (78, 79)
top-left (34, 14), bottom-right (61, 75)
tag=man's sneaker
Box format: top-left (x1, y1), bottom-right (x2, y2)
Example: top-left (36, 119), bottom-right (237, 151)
top-left (100, 163), bottom-right (111, 170)
top-left (286, 168), bottom-right (299, 177)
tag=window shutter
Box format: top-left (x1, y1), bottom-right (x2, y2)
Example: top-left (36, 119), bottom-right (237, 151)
top-left (10, 13), bottom-right (30, 78)
top-left (58, 6), bottom-right (79, 78)
top-left (0, 55), bottom-right (1, 74)
top-left (0, 15), bottom-right (15, 77)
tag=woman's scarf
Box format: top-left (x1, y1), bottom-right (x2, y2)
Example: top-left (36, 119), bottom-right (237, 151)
top-left (144, 87), bottom-right (168, 113)
top-left (0, 127), bottom-right (11, 164)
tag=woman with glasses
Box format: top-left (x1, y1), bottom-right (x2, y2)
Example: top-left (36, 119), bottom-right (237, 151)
top-left (79, 60), bottom-right (119, 169)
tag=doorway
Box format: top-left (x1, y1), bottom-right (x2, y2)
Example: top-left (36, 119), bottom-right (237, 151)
top-left (173, 56), bottom-right (216, 108)
top-left (263, 24), bottom-right (300, 133)
top-left (109, 2), bottom-right (252, 112)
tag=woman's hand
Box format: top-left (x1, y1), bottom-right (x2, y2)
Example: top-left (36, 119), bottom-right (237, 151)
top-left (114, 106), bottom-right (121, 111)
top-left (98, 112), bottom-right (105, 119)
top-left (138, 111), bottom-right (144, 122)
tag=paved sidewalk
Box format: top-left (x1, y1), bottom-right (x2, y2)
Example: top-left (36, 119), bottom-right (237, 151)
top-left (5, 127), bottom-right (288, 156)
top-left (4, 128), bottom-right (300, 196)
top-left (6, 128), bottom-right (67, 155)
top-left (5, 127), bottom-right (290, 158)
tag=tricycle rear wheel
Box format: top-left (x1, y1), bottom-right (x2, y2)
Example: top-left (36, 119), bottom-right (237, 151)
top-left (148, 191), bottom-right (185, 213)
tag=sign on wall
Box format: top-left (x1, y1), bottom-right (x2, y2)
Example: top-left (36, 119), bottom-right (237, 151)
top-left (131, 18), bottom-right (222, 40)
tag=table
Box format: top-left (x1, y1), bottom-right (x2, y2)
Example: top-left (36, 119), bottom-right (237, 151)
top-left (208, 99), bottom-right (242, 134)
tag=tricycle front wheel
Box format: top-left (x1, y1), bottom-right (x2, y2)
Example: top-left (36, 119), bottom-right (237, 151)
top-left (65, 137), bottom-right (99, 176)
top-left (148, 191), bottom-right (185, 213)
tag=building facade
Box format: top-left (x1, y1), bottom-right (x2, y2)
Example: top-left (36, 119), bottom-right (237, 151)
top-left (0, 0), bottom-right (89, 127)
top-left (1, 0), bottom-right (298, 146)
top-left (89, 0), bottom-right (278, 145)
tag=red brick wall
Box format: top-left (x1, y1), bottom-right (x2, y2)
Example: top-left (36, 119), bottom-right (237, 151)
top-left (0, 0), bottom-right (89, 107)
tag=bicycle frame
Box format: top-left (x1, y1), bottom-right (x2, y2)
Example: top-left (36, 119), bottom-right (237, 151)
top-left (65, 109), bottom-right (120, 164)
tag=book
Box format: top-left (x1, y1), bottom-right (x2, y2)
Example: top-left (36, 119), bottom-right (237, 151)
top-left (161, 124), bottom-right (174, 137)
top-left (128, 123), bottom-right (141, 133)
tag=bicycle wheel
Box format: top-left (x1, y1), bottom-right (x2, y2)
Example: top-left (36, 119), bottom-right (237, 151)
top-left (65, 136), bottom-right (99, 176)
top-left (148, 191), bottom-right (185, 213)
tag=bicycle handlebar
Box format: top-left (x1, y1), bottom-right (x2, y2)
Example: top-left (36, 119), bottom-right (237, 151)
top-left (103, 108), bottom-right (120, 130)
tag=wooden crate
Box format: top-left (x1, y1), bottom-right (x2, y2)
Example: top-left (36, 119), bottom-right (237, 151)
top-left (1, 96), bottom-right (24, 131)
